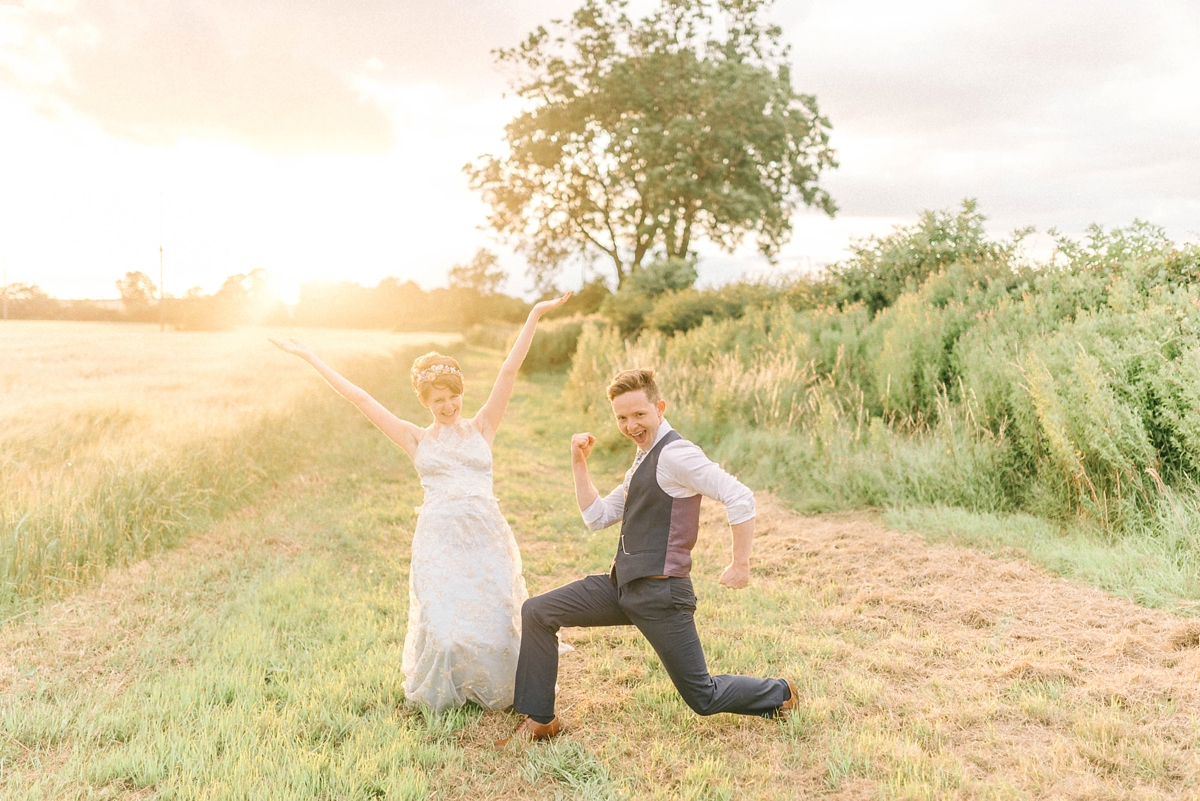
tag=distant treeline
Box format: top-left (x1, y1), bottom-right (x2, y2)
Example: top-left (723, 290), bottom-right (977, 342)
top-left (0, 266), bottom-right (537, 332)
top-left (0, 285), bottom-right (128, 322)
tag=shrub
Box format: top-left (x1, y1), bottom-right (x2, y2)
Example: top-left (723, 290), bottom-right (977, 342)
top-left (600, 258), bottom-right (698, 336)
top-left (520, 315), bottom-right (591, 374)
top-left (643, 288), bottom-right (738, 335)
top-left (545, 278), bottom-right (613, 319)
top-left (599, 290), bottom-right (655, 338)
top-left (463, 322), bottom-right (519, 351)
top-left (869, 258), bottom-right (1029, 417)
top-left (827, 198), bottom-right (1020, 317)
top-left (625, 258), bottom-right (698, 296)
top-left (643, 276), bottom-right (838, 336)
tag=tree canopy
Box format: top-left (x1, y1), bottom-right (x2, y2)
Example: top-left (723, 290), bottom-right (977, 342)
top-left (447, 249), bottom-right (508, 296)
top-left (466, 0), bottom-right (837, 290)
top-left (116, 270), bottom-right (157, 311)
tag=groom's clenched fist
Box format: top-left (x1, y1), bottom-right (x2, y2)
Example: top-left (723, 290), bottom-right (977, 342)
top-left (571, 433), bottom-right (596, 463)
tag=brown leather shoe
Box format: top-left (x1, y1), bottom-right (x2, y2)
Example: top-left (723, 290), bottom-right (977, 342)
top-left (776, 679), bottom-right (799, 719)
top-left (494, 716), bottom-right (562, 748)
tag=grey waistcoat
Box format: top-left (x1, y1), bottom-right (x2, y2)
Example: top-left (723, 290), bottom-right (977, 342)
top-left (612, 430), bottom-right (703, 587)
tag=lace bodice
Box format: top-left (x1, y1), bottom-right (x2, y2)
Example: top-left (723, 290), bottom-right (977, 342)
top-left (413, 420), bottom-right (494, 501)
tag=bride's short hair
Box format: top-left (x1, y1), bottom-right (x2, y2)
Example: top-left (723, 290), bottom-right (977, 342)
top-left (410, 352), bottom-right (464, 400)
top-left (606, 368), bottom-right (662, 403)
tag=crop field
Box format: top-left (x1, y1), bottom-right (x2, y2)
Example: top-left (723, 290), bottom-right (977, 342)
top-left (0, 321), bottom-right (459, 613)
top-left (1, 321), bottom-right (460, 449)
top-left (1, 321), bottom-right (1198, 798)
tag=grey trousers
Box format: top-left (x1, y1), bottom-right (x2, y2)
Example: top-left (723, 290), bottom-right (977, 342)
top-left (513, 574), bottom-right (789, 719)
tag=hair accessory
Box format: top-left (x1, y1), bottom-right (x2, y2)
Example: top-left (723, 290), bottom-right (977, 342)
top-left (416, 363), bottom-right (462, 384)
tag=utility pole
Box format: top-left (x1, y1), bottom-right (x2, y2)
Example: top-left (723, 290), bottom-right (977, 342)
top-left (158, 191), bottom-right (165, 332)
top-left (158, 241), bottom-right (164, 332)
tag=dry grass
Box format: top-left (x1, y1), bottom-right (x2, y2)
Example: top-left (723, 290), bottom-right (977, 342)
top-left (2, 341), bottom-right (1198, 797)
top-left (0, 321), bottom-right (459, 609)
top-left (707, 498), bottom-right (1200, 798)
top-left (445, 496), bottom-right (1200, 799)
top-left (6, 482), bottom-right (1198, 797)
top-left (1, 320), bottom-right (459, 460)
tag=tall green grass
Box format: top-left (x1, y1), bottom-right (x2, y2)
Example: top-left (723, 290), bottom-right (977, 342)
top-left (0, 404), bottom-right (322, 616)
top-left (566, 216), bottom-right (1200, 608)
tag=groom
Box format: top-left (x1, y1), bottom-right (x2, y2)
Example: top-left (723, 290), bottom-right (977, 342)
top-left (502, 368), bottom-right (796, 743)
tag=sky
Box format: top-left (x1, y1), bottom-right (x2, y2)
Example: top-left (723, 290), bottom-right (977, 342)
top-left (0, 0), bottom-right (1197, 301)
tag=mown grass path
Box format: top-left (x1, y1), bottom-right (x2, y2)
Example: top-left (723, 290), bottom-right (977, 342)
top-left (2, 348), bottom-right (1199, 798)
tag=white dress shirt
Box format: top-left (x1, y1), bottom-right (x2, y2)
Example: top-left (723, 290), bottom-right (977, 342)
top-left (581, 420), bottom-right (756, 530)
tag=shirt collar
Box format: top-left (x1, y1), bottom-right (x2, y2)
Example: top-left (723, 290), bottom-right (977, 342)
top-left (639, 418), bottom-right (673, 452)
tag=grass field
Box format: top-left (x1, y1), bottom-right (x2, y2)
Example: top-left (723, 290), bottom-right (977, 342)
top-left (0, 322), bottom-right (459, 615)
top-left (2, 323), bottom-right (1199, 798)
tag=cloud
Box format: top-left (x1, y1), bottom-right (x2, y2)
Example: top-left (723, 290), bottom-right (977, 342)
top-left (66, 20), bottom-right (395, 152)
top-left (775, 0), bottom-right (1200, 235)
top-left (784, 0), bottom-right (1173, 133)
top-left (0, 0), bottom-right (564, 153)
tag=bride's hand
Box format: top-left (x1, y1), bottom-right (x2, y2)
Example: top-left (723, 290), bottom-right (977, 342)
top-left (530, 291), bottom-right (573, 318)
top-left (269, 337), bottom-right (315, 360)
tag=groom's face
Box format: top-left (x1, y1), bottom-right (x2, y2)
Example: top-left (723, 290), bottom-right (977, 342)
top-left (611, 390), bottom-right (666, 451)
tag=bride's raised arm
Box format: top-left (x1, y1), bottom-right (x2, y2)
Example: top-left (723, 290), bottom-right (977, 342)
top-left (269, 337), bottom-right (425, 458)
top-left (473, 292), bottom-right (572, 444)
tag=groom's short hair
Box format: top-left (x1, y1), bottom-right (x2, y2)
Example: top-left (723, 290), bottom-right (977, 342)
top-left (607, 368), bottom-right (662, 404)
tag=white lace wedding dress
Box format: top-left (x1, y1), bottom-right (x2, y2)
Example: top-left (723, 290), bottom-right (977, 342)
top-left (401, 419), bottom-right (528, 712)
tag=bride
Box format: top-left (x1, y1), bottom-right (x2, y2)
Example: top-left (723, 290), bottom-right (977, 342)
top-left (269, 291), bottom-right (570, 712)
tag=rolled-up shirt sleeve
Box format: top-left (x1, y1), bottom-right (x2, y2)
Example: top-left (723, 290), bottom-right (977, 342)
top-left (657, 440), bottom-right (756, 525)
top-left (581, 483), bottom-right (627, 530)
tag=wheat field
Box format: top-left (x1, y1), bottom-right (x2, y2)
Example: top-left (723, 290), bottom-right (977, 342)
top-left (1, 321), bottom-right (459, 450)
top-left (0, 321), bottom-right (458, 613)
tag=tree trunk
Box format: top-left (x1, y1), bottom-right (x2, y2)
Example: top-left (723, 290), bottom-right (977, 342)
top-left (678, 202), bottom-right (698, 260)
top-left (668, 217), bottom-right (682, 259)
top-left (611, 253), bottom-right (628, 289)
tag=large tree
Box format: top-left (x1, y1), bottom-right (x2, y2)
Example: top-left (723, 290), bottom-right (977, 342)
top-left (466, 0), bottom-right (837, 289)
